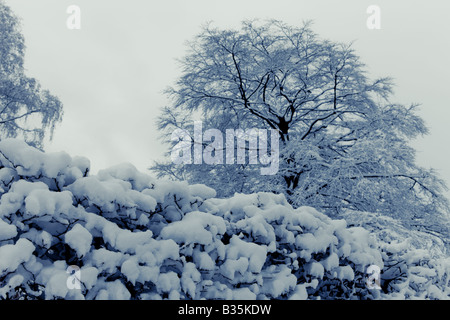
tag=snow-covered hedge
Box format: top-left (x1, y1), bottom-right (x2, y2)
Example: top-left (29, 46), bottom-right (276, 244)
top-left (0, 139), bottom-right (448, 300)
top-left (343, 211), bottom-right (450, 299)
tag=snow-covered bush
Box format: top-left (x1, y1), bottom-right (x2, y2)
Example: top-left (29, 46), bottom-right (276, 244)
top-left (0, 139), bottom-right (448, 300)
top-left (343, 211), bottom-right (450, 299)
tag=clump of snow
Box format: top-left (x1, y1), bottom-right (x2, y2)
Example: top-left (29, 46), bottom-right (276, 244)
top-left (226, 235), bottom-right (267, 273)
top-left (188, 184), bottom-right (217, 199)
top-left (0, 219), bottom-right (17, 241)
top-left (98, 280), bottom-right (131, 300)
top-left (263, 265), bottom-right (297, 297)
top-left (289, 284), bottom-right (308, 300)
top-left (160, 211), bottom-right (226, 245)
top-left (45, 270), bottom-right (70, 299)
top-left (0, 274), bottom-right (24, 299)
top-left (91, 248), bottom-right (124, 274)
top-left (65, 224), bottom-right (93, 257)
top-left (0, 238), bottom-right (35, 273)
top-left (121, 258), bottom-right (140, 285)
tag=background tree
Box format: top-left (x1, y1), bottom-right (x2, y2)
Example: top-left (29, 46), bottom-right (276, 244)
top-left (0, 1), bottom-right (62, 149)
top-left (152, 20), bottom-right (449, 237)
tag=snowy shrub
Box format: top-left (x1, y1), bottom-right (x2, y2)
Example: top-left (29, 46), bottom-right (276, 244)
top-left (0, 139), bottom-right (448, 300)
top-left (343, 211), bottom-right (450, 299)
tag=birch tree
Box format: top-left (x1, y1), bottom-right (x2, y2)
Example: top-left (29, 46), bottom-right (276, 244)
top-left (0, 2), bottom-right (63, 148)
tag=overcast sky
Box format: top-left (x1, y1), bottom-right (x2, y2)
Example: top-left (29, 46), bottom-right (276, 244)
top-left (4, 0), bottom-right (450, 196)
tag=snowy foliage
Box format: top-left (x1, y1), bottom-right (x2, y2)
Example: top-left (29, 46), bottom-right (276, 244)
top-left (0, 2), bottom-right (63, 148)
top-left (343, 211), bottom-right (450, 299)
top-left (0, 139), bottom-right (448, 300)
top-left (153, 20), bottom-right (449, 236)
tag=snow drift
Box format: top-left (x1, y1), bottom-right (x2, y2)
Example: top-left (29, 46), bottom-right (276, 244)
top-left (0, 139), bottom-right (448, 300)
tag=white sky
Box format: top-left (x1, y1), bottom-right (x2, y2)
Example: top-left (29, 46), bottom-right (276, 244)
top-left (4, 0), bottom-right (450, 197)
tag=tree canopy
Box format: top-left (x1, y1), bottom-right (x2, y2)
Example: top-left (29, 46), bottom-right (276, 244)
top-left (153, 20), bottom-right (449, 236)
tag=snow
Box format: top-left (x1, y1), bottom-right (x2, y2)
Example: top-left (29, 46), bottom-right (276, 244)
top-left (40, 231), bottom-right (52, 249)
top-left (0, 181), bottom-right (47, 217)
top-left (136, 265), bottom-right (160, 285)
top-left (97, 162), bottom-right (154, 192)
top-left (289, 284), bottom-right (308, 300)
top-left (22, 229), bottom-right (52, 249)
top-left (193, 251), bottom-right (215, 271)
top-left (0, 218), bottom-right (17, 241)
top-left (345, 226), bottom-right (384, 271)
top-left (65, 224), bottom-right (93, 257)
top-left (91, 248), bottom-right (124, 273)
top-left (307, 262), bottom-right (324, 279)
top-left (135, 239), bottom-right (179, 265)
top-left (181, 262), bottom-right (201, 298)
top-left (45, 271), bottom-right (70, 299)
top-left (25, 189), bottom-right (73, 217)
top-left (336, 265), bottom-right (355, 281)
top-left (0, 139), bottom-right (79, 182)
top-left (220, 257), bottom-right (249, 281)
top-left (235, 213), bottom-right (276, 247)
top-left (263, 266), bottom-right (297, 297)
top-left (41, 151), bottom-right (72, 179)
top-left (121, 258), bottom-right (140, 285)
top-left (100, 280), bottom-right (131, 300)
top-left (188, 184), bottom-right (216, 199)
top-left (114, 229), bottom-right (154, 254)
top-left (226, 235), bottom-right (267, 273)
top-left (0, 139), bottom-right (449, 300)
top-left (322, 253), bottom-right (339, 271)
top-left (0, 274), bottom-right (24, 299)
top-left (0, 238), bottom-right (35, 273)
top-left (80, 267), bottom-right (99, 290)
top-left (232, 287), bottom-right (257, 300)
top-left (0, 139), bottom-right (45, 177)
top-left (0, 168), bottom-right (15, 194)
top-left (160, 211), bottom-right (226, 245)
top-left (99, 220), bottom-right (154, 254)
top-left (157, 271), bottom-right (180, 293)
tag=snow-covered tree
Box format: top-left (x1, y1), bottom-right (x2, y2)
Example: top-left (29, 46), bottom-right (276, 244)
top-left (0, 1), bottom-right (63, 148)
top-left (152, 20), bottom-right (449, 236)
